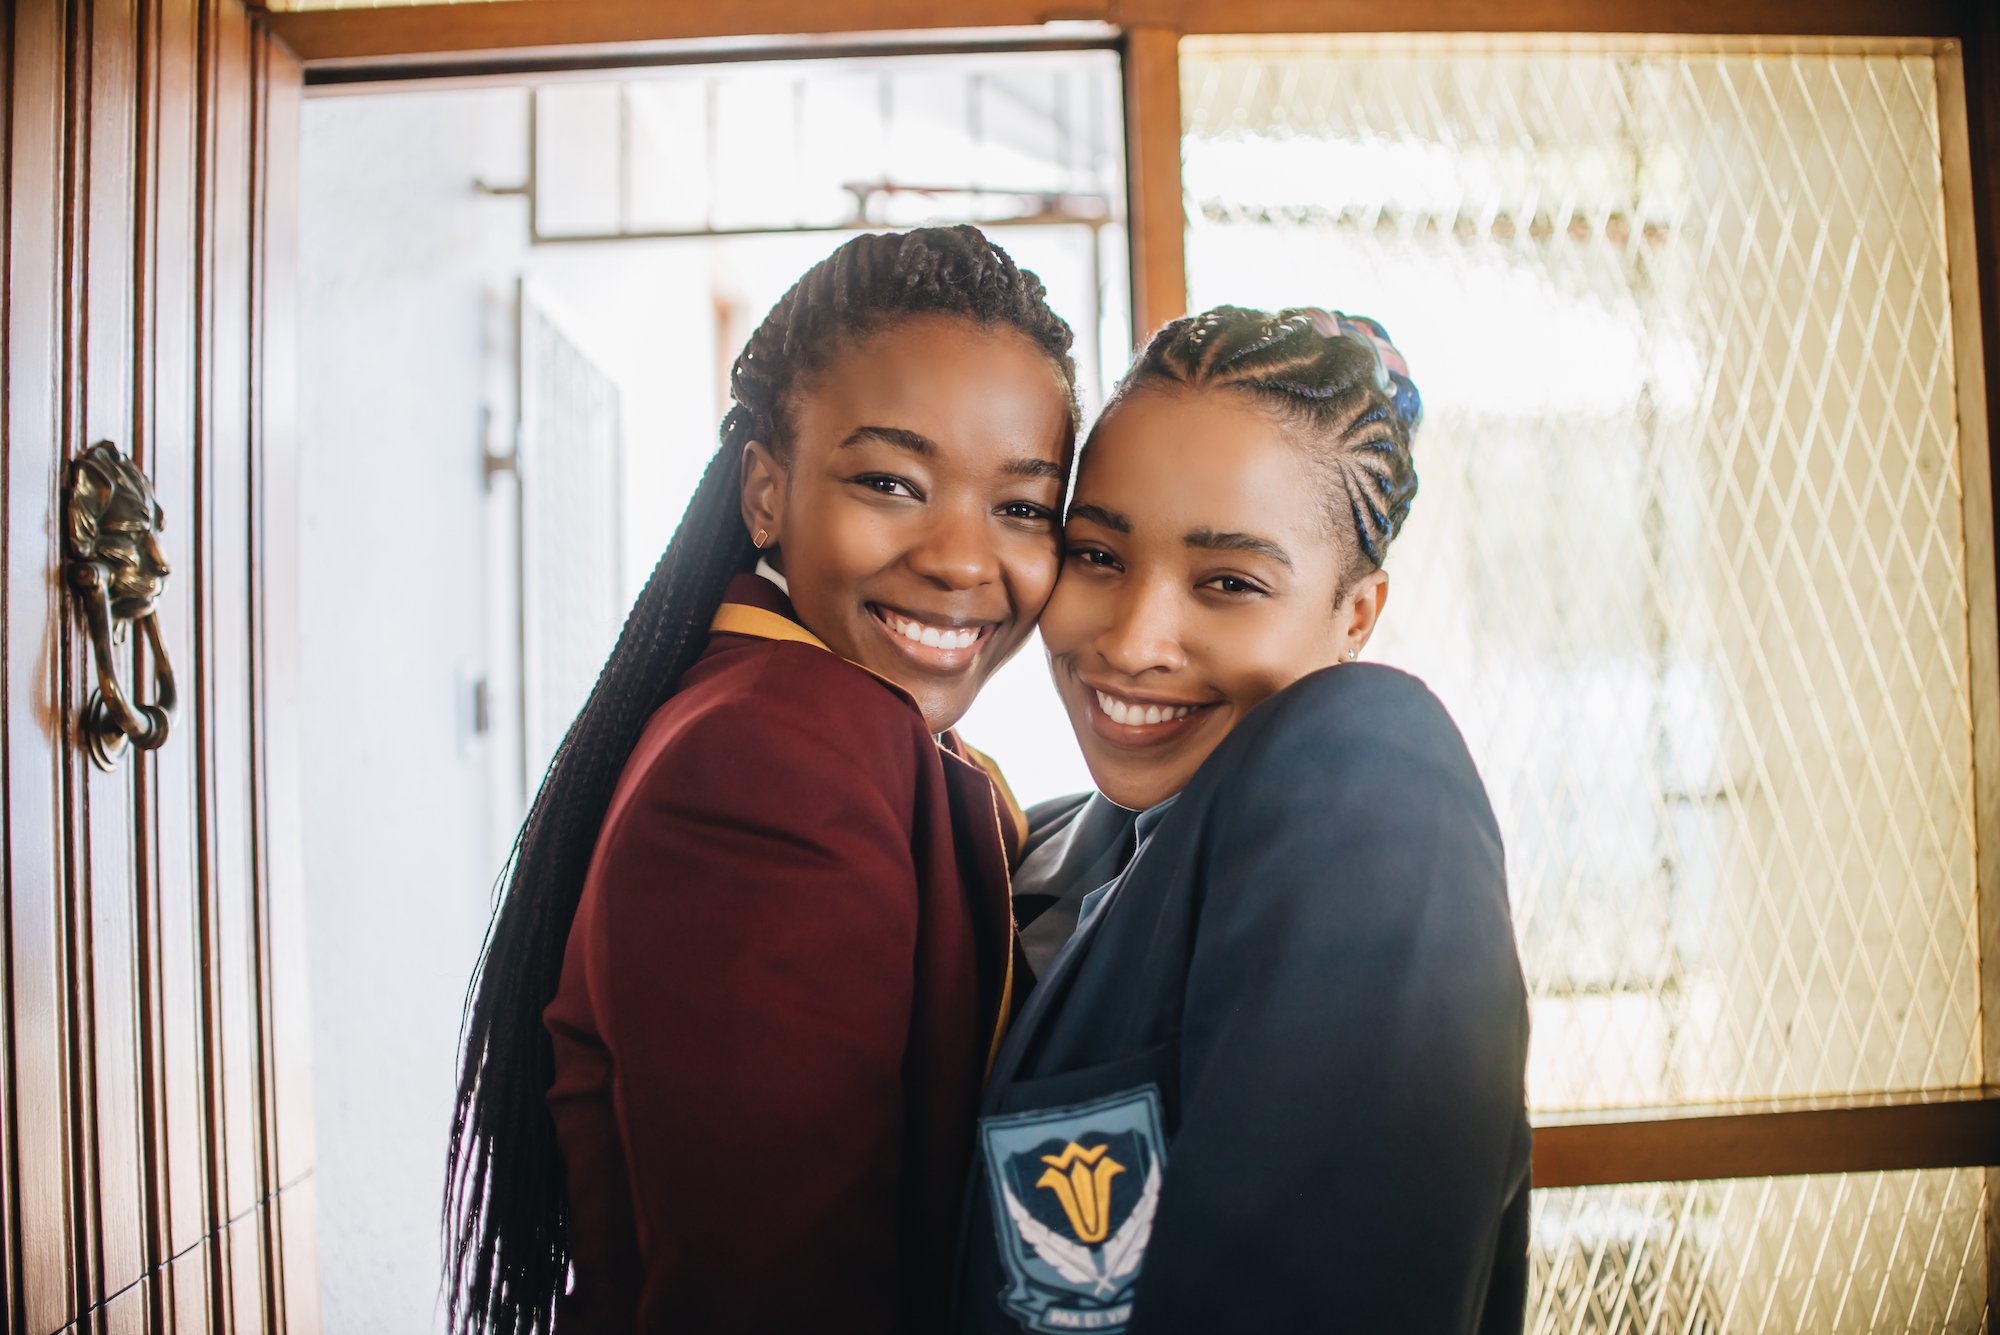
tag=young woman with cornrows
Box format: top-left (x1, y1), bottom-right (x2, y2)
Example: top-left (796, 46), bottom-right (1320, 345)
top-left (955, 308), bottom-right (1532, 1335)
top-left (443, 226), bottom-right (1080, 1335)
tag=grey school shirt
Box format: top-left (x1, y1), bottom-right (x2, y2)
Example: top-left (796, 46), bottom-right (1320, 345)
top-left (1012, 794), bottom-right (1178, 981)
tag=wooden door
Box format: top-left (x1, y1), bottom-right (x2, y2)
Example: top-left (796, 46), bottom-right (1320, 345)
top-left (3, 1), bottom-right (317, 1331)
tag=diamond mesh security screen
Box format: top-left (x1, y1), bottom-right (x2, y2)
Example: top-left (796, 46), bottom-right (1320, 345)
top-left (518, 286), bottom-right (625, 788)
top-left (1182, 36), bottom-right (1984, 1115)
top-left (1529, 1169), bottom-right (1985, 1333)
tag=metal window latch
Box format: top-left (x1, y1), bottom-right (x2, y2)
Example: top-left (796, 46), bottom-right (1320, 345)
top-left (64, 441), bottom-right (177, 770)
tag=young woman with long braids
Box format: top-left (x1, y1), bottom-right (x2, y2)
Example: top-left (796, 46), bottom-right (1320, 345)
top-left (954, 308), bottom-right (1531, 1334)
top-left (443, 226), bottom-right (1080, 1335)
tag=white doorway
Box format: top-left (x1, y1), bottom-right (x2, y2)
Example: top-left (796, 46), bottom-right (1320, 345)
top-left (296, 49), bottom-right (1129, 1331)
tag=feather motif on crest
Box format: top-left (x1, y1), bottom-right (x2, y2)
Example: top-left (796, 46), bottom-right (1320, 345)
top-left (1002, 1186), bottom-right (1099, 1288)
top-left (1003, 1167), bottom-right (1161, 1299)
top-left (1098, 1163), bottom-right (1160, 1287)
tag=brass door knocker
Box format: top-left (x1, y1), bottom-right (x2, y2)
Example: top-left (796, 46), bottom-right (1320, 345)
top-left (64, 441), bottom-right (176, 770)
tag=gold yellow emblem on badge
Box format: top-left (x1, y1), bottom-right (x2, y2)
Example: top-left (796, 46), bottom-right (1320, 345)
top-left (1035, 1141), bottom-right (1127, 1244)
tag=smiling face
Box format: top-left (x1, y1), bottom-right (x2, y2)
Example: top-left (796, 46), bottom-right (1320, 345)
top-left (1040, 384), bottom-right (1388, 809)
top-left (740, 312), bottom-right (1074, 734)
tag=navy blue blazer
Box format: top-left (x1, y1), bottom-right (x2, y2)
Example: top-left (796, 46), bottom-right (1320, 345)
top-left (952, 665), bottom-right (1531, 1335)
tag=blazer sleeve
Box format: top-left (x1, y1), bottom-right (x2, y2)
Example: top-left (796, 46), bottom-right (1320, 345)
top-left (580, 657), bottom-right (923, 1334)
top-left (1127, 667), bottom-right (1532, 1335)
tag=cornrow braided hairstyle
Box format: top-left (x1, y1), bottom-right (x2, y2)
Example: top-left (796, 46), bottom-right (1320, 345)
top-left (1107, 305), bottom-right (1421, 579)
top-left (444, 224), bottom-right (1078, 1335)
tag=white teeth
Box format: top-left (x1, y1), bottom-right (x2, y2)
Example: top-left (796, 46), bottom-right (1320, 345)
top-left (883, 611), bottom-right (979, 651)
top-left (1095, 690), bottom-right (1195, 727)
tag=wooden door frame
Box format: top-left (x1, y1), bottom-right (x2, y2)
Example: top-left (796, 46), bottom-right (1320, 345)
top-left (254, 0), bottom-right (2000, 1270)
top-left (4, 1), bottom-right (315, 1330)
top-left (262, 0), bottom-right (1965, 62)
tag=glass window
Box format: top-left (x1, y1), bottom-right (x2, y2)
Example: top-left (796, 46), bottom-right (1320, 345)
top-left (1532, 1169), bottom-right (1985, 1333)
top-left (1182, 35), bottom-right (1987, 1115)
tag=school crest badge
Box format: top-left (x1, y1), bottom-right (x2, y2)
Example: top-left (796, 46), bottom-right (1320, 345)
top-left (980, 1086), bottom-right (1168, 1334)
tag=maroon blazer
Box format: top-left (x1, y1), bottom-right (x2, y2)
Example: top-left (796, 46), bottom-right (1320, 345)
top-left (544, 573), bottom-right (1023, 1334)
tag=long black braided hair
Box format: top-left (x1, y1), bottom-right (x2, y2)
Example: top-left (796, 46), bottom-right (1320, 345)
top-left (1108, 305), bottom-right (1422, 581)
top-left (443, 225), bottom-right (1078, 1335)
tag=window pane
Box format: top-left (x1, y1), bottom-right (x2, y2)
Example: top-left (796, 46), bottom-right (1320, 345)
top-left (1530, 1169), bottom-right (1987, 1332)
top-left (519, 54), bottom-right (1124, 245)
top-left (1182, 36), bottom-right (1983, 1111)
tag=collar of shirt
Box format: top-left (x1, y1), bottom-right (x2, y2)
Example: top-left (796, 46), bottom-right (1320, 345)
top-left (754, 557), bottom-right (790, 596)
top-left (1074, 795), bottom-right (1180, 933)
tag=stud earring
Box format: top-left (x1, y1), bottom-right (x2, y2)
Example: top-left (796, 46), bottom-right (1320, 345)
top-left (753, 528), bottom-right (770, 549)
top-left (1344, 649), bottom-right (1358, 662)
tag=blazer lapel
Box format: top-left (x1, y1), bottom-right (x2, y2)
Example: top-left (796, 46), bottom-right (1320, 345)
top-left (937, 747), bottom-right (1021, 1080)
top-left (982, 796), bottom-right (1139, 1098)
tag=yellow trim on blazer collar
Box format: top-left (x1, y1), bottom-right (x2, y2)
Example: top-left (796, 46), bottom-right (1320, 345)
top-left (710, 602), bottom-right (833, 653)
top-left (960, 743), bottom-right (1030, 851)
top-left (711, 602), bottom-right (913, 702)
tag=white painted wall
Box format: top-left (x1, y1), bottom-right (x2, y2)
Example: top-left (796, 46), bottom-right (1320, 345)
top-left (299, 87), bottom-right (530, 1333)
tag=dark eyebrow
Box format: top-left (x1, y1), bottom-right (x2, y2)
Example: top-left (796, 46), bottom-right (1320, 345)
top-left (1067, 503), bottom-right (1130, 534)
top-left (842, 427), bottom-right (1061, 483)
top-left (1185, 527), bottom-right (1294, 569)
top-left (840, 425), bottom-right (935, 457)
top-left (1005, 457), bottom-right (1068, 482)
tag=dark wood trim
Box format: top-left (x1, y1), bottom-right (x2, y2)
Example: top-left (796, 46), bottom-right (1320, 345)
top-left (1122, 25), bottom-right (1184, 342)
top-left (264, 0), bottom-right (1102, 65)
top-left (0, 0), bottom-right (19, 1316)
top-left (1532, 1098), bottom-right (2000, 1189)
top-left (301, 32), bottom-right (1120, 91)
top-left (59, 0), bottom-right (100, 1319)
top-left (5, 0), bottom-right (81, 1328)
top-left (1955, 0), bottom-right (2000, 1311)
top-left (247, 29), bottom-right (279, 1333)
top-left (1121, 0), bottom-right (1960, 37)
top-left (261, 0), bottom-right (1966, 67)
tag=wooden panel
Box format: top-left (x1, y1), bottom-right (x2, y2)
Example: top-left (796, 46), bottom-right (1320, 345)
top-left (277, 1177), bottom-right (320, 1335)
top-left (197, 0), bottom-right (267, 1237)
top-left (253, 31), bottom-right (315, 1205)
top-left (80, 0), bottom-right (154, 1305)
top-left (6, 0), bottom-right (82, 1330)
top-left (1940, 8), bottom-right (2000, 1313)
top-left (1533, 1099), bottom-right (2000, 1189)
top-left (1, 9), bottom-right (17, 1323)
top-left (1947, 0), bottom-right (2000, 1312)
top-left (7, 0), bottom-right (310, 1331)
top-left (226, 1210), bottom-right (266, 1335)
top-left (167, 1240), bottom-right (213, 1335)
top-left (1, 10), bottom-right (18, 1309)
top-left (0, 8), bottom-right (10, 1316)
top-left (102, 1277), bottom-right (153, 1335)
top-left (263, 0), bottom-right (1963, 66)
top-left (145, 0), bottom-right (214, 1271)
top-left (0, 2), bottom-right (16, 1318)
top-left (1122, 25), bottom-right (1184, 341)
